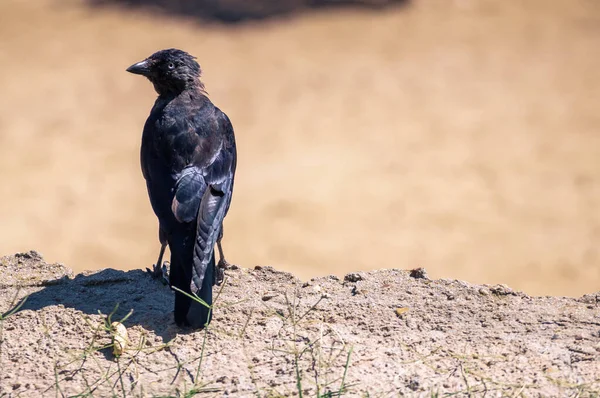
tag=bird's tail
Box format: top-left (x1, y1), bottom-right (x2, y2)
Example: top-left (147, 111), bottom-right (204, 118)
top-left (191, 185), bottom-right (230, 293)
top-left (169, 229), bottom-right (214, 329)
top-left (185, 252), bottom-right (214, 329)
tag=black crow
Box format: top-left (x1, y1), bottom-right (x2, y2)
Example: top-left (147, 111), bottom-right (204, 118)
top-left (127, 48), bottom-right (237, 328)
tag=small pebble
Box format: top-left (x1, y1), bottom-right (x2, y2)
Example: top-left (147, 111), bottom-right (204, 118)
top-left (344, 273), bottom-right (363, 282)
top-left (409, 268), bottom-right (428, 279)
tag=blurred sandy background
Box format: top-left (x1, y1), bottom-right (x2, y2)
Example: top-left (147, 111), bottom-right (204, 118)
top-left (0, 0), bottom-right (598, 296)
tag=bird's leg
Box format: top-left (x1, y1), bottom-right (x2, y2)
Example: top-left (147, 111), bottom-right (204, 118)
top-left (217, 238), bottom-right (231, 270)
top-left (146, 228), bottom-right (169, 285)
top-left (146, 242), bottom-right (169, 285)
top-left (214, 228), bottom-right (232, 285)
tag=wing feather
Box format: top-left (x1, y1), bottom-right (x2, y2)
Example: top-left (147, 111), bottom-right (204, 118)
top-left (168, 108), bottom-right (236, 293)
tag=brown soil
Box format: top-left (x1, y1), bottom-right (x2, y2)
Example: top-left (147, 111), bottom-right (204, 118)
top-left (0, 0), bottom-right (599, 298)
top-left (1, 251), bottom-right (599, 397)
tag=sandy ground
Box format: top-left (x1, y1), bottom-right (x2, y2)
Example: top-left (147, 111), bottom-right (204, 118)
top-left (0, 0), bottom-right (599, 296)
top-left (1, 251), bottom-right (599, 397)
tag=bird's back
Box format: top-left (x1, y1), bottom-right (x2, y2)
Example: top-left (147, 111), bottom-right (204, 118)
top-left (141, 93), bottom-right (214, 228)
top-left (140, 90), bottom-right (236, 328)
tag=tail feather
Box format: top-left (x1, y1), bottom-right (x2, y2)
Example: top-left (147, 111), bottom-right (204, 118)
top-left (170, 229), bottom-right (214, 329)
top-left (191, 184), bottom-right (230, 293)
top-left (185, 253), bottom-right (214, 329)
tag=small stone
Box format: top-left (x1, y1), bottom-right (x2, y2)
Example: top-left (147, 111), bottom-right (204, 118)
top-left (111, 322), bottom-right (129, 357)
top-left (344, 273), bottom-right (363, 282)
top-left (216, 375), bottom-right (228, 383)
top-left (407, 375), bottom-right (420, 391)
top-left (262, 292), bottom-right (278, 301)
top-left (409, 268), bottom-right (428, 279)
top-left (395, 307), bottom-right (409, 317)
top-left (15, 251), bottom-right (43, 260)
top-left (490, 284), bottom-right (515, 296)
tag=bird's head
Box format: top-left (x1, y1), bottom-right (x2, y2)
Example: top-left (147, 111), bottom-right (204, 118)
top-left (126, 48), bottom-right (204, 96)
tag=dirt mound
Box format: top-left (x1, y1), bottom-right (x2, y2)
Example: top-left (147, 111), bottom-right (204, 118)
top-left (1, 252), bottom-right (598, 396)
top-left (2, 0), bottom-right (599, 297)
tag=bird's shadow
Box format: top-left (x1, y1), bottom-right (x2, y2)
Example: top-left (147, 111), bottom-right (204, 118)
top-left (16, 268), bottom-right (190, 343)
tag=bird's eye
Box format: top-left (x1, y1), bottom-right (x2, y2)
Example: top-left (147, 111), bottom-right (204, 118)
top-left (168, 62), bottom-right (175, 70)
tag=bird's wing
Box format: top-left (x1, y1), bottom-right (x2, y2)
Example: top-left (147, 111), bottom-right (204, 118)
top-left (171, 109), bottom-right (236, 293)
top-left (171, 166), bottom-right (207, 224)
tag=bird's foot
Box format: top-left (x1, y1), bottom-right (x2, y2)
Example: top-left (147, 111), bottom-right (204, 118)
top-left (146, 261), bottom-right (170, 285)
top-left (218, 258), bottom-right (232, 270)
top-left (214, 258), bottom-right (231, 286)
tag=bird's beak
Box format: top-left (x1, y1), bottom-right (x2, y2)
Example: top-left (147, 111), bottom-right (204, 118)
top-left (126, 59), bottom-right (151, 76)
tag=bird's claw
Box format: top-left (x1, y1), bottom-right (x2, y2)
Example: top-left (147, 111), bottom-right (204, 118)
top-left (215, 265), bottom-right (225, 286)
top-left (214, 258), bottom-right (231, 286)
top-left (218, 258), bottom-right (232, 270)
top-left (147, 261), bottom-right (170, 285)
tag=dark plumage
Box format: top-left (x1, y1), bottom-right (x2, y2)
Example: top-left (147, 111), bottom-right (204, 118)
top-left (127, 48), bottom-right (237, 328)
